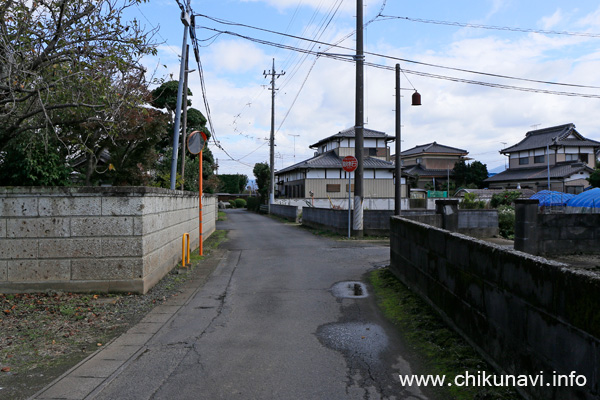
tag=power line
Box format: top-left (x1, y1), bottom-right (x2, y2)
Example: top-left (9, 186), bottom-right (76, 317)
top-left (195, 16), bottom-right (600, 91)
top-left (196, 25), bottom-right (600, 99)
top-left (377, 15), bottom-right (600, 38)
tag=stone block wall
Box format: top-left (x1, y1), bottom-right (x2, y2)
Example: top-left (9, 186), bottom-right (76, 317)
top-left (0, 187), bottom-right (216, 294)
top-left (390, 216), bottom-right (600, 400)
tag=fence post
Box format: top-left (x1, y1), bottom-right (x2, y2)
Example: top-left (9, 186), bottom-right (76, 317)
top-left (514, 199), bottom-right (539, 255)
top-left (182, 233), bottom-right (190, 267)
top-left (435, 199), bottom-right (459, 232)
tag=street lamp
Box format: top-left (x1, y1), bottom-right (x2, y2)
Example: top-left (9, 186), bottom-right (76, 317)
top-left (395, 63), bottom-right (421, 216)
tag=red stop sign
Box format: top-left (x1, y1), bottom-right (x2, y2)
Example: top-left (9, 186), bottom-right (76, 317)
top-left (342, 155), bottom-right (358, 172)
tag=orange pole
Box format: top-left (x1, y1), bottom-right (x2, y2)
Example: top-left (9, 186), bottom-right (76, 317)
top-left (199, 150), bottom-right (203, 256)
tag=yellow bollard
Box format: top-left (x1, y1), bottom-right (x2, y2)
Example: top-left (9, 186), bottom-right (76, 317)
top-left (182, 233), bottom-right (190, 267)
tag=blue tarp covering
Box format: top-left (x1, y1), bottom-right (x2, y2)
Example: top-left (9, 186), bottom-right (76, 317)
top-left (566, 187), bottom-right (600, 208)
top-left (530, 190), bottom-right (575, 207)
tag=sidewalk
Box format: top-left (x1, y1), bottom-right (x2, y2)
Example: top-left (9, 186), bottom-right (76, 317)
top-left (30, 249), bottom-right (229, 400)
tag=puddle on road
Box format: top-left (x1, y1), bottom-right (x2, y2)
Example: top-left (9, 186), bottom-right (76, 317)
top-left (330, 281), bottom-right (369, 299)
top-left (316, 322), bottom-right (388, 364)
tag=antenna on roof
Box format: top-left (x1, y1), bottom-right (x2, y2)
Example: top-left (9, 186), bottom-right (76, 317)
top-left (531, 123), bottom-right (541, 130)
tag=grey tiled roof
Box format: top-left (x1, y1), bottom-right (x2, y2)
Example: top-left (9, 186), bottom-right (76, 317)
top-left (275, 150), bottom-right (394, 175)
top-left (401, 142), bottom-right (468, 156)
top-left (309, 127), bottom-right (394, 149)
top-left (403, 164), bottom-right (454, 177)
top-left (454, 188), bottom-right (536, 199)
top-left (484, 161), bottom-right (593, 182)
top-left (501, 123), bottom-right (600, 153)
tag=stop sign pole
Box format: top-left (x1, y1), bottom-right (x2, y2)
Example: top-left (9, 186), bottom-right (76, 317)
top-left (342, 156), bottom-right (358, 238)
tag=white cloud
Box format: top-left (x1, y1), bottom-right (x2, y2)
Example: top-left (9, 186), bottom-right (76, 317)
top-left (540, 9), bottom-right (564, 30)
top-left (204, 40), bottom-right (267, 73)
top-left (162, 2), bottom-right (600, 178)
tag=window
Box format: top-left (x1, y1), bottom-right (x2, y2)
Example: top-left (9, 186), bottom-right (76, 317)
top-left (326, 184), bottom-right (341, 193)
top-left (345, 184), bottom-right (355, 192)
top-left (519, 157), bottom-right (529, 165)
top-left (566, 186), bottom-right (584, 194)
top-left (534, 155), bottom-right (545, 163)
top-left (564, 154), bottom-right (587, 162)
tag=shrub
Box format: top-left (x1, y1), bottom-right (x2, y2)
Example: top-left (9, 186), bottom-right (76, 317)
top-left (497, 205), bottom-right (515, 239)
top-left (234, 198), bottom-right (246, 208)
top-left (246, 196), bottom-right (260, 212)
top-left (228, 200), bottom-right (236, 208)
top-left (490, 190), bottom-right (521, 208)
top-left (460, 193), bottom-right (486, 209)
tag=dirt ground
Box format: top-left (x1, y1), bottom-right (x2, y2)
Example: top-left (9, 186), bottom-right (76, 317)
top-left (0, 234), bottom-right (226, 400)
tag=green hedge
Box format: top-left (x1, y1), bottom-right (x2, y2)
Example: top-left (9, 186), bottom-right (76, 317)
top-left (246, 197), bottom-right (260, 211)
top-left (234, 198), bottom-right (246, 208)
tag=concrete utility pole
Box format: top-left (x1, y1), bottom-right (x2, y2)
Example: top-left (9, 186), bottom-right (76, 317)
top-left (395, 64), bottom-right (402, 216)
top-left (170, 2), bottom-right (191, 190)
top-left (353, 0), bottom-right (365, 236)
top-left (180, 45), bottom-right (190, 190)
top-left (264, 58), bottom-right (285, 212)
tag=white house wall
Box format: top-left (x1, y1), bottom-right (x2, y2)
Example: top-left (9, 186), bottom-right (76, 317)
top-left (305, 178), bottom-right (396, 199)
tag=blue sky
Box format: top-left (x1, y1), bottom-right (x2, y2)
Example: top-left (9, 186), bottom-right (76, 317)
top-left (130, 0), bottom-right (600, 177)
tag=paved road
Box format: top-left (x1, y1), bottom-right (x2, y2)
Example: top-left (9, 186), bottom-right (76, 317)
top-left (38, 209), bottom-right (433, 399)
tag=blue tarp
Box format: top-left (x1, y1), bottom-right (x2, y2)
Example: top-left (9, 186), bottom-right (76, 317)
top-left (530, 190), bottom-right (575, 207)
top-left (566, 187), bottom-right (600, 208)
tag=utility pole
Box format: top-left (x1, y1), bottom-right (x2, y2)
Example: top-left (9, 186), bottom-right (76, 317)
top-left (354, 0), bottom-right (365, 237)
top-left (264, 58), bottom-right (285, 212)
top-left (170, 1), bottom-right (191, 190)
top-left (180, 45), bottom-right (190, 190)
top-left (395, 64), bottom-right (402, 216)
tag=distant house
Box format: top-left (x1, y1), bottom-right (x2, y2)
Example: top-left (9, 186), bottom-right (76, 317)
top-left (485, 124), bottom-right (600, 194)
top-left (275, 127), bottom-right (408, 199)
top-left (399, 142), bottom-right (469, 190)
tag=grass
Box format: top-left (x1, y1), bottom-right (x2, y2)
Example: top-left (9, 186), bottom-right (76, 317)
top-left (217, 211), bottom-right (227, 221)
top-left (369, 268), bottom-right (522, 400)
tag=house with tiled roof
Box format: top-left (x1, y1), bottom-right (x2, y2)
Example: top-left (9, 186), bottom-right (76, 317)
top-left (398, 142), bottom-right (469, 190)
top-left (485, 123), bottom-right (600, 194)
top-left (275, 127), bottom-right (406, 199)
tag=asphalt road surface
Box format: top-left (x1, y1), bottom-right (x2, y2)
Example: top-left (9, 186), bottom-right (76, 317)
top-left (93, 209), bottom-right (433, 400)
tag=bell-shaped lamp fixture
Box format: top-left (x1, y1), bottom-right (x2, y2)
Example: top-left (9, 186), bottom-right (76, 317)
top-left (411, 90), bottom-right (422, 106)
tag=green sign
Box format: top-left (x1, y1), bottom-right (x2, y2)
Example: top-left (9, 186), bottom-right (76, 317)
top-left (427, 191), bottom-right (448, 198)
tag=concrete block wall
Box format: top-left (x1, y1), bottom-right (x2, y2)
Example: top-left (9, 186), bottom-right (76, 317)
top-left (515, 199), bottom-right (600, 255)
top-left (300, 206), bottom-right (496, 238)
top-left (0, 187), bottom-right (216, 294)
top-left (302, 207), bottom-right (348, 235)
top-left (458, 209), bottom-right (499, 237)
top-left (270, 204), bottom-right (300, 222)
top-left (390, 216), bottom-right (600, 400)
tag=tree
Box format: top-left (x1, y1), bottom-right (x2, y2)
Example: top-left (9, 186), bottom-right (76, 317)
top-left (0, 130), bottom-right (72, 186)
top-left (588, 168), bottom-right (600, 188)
top-left (150, 80), bottom-right (192, 119)
top-left (0, 0), bottom-right (159, 152)
top-left (452, 160), bottom-right (489, 189)
top-left (253, 162), bottom-right (270, 204)
top-left (218, 174), bottom-right (248, 194)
